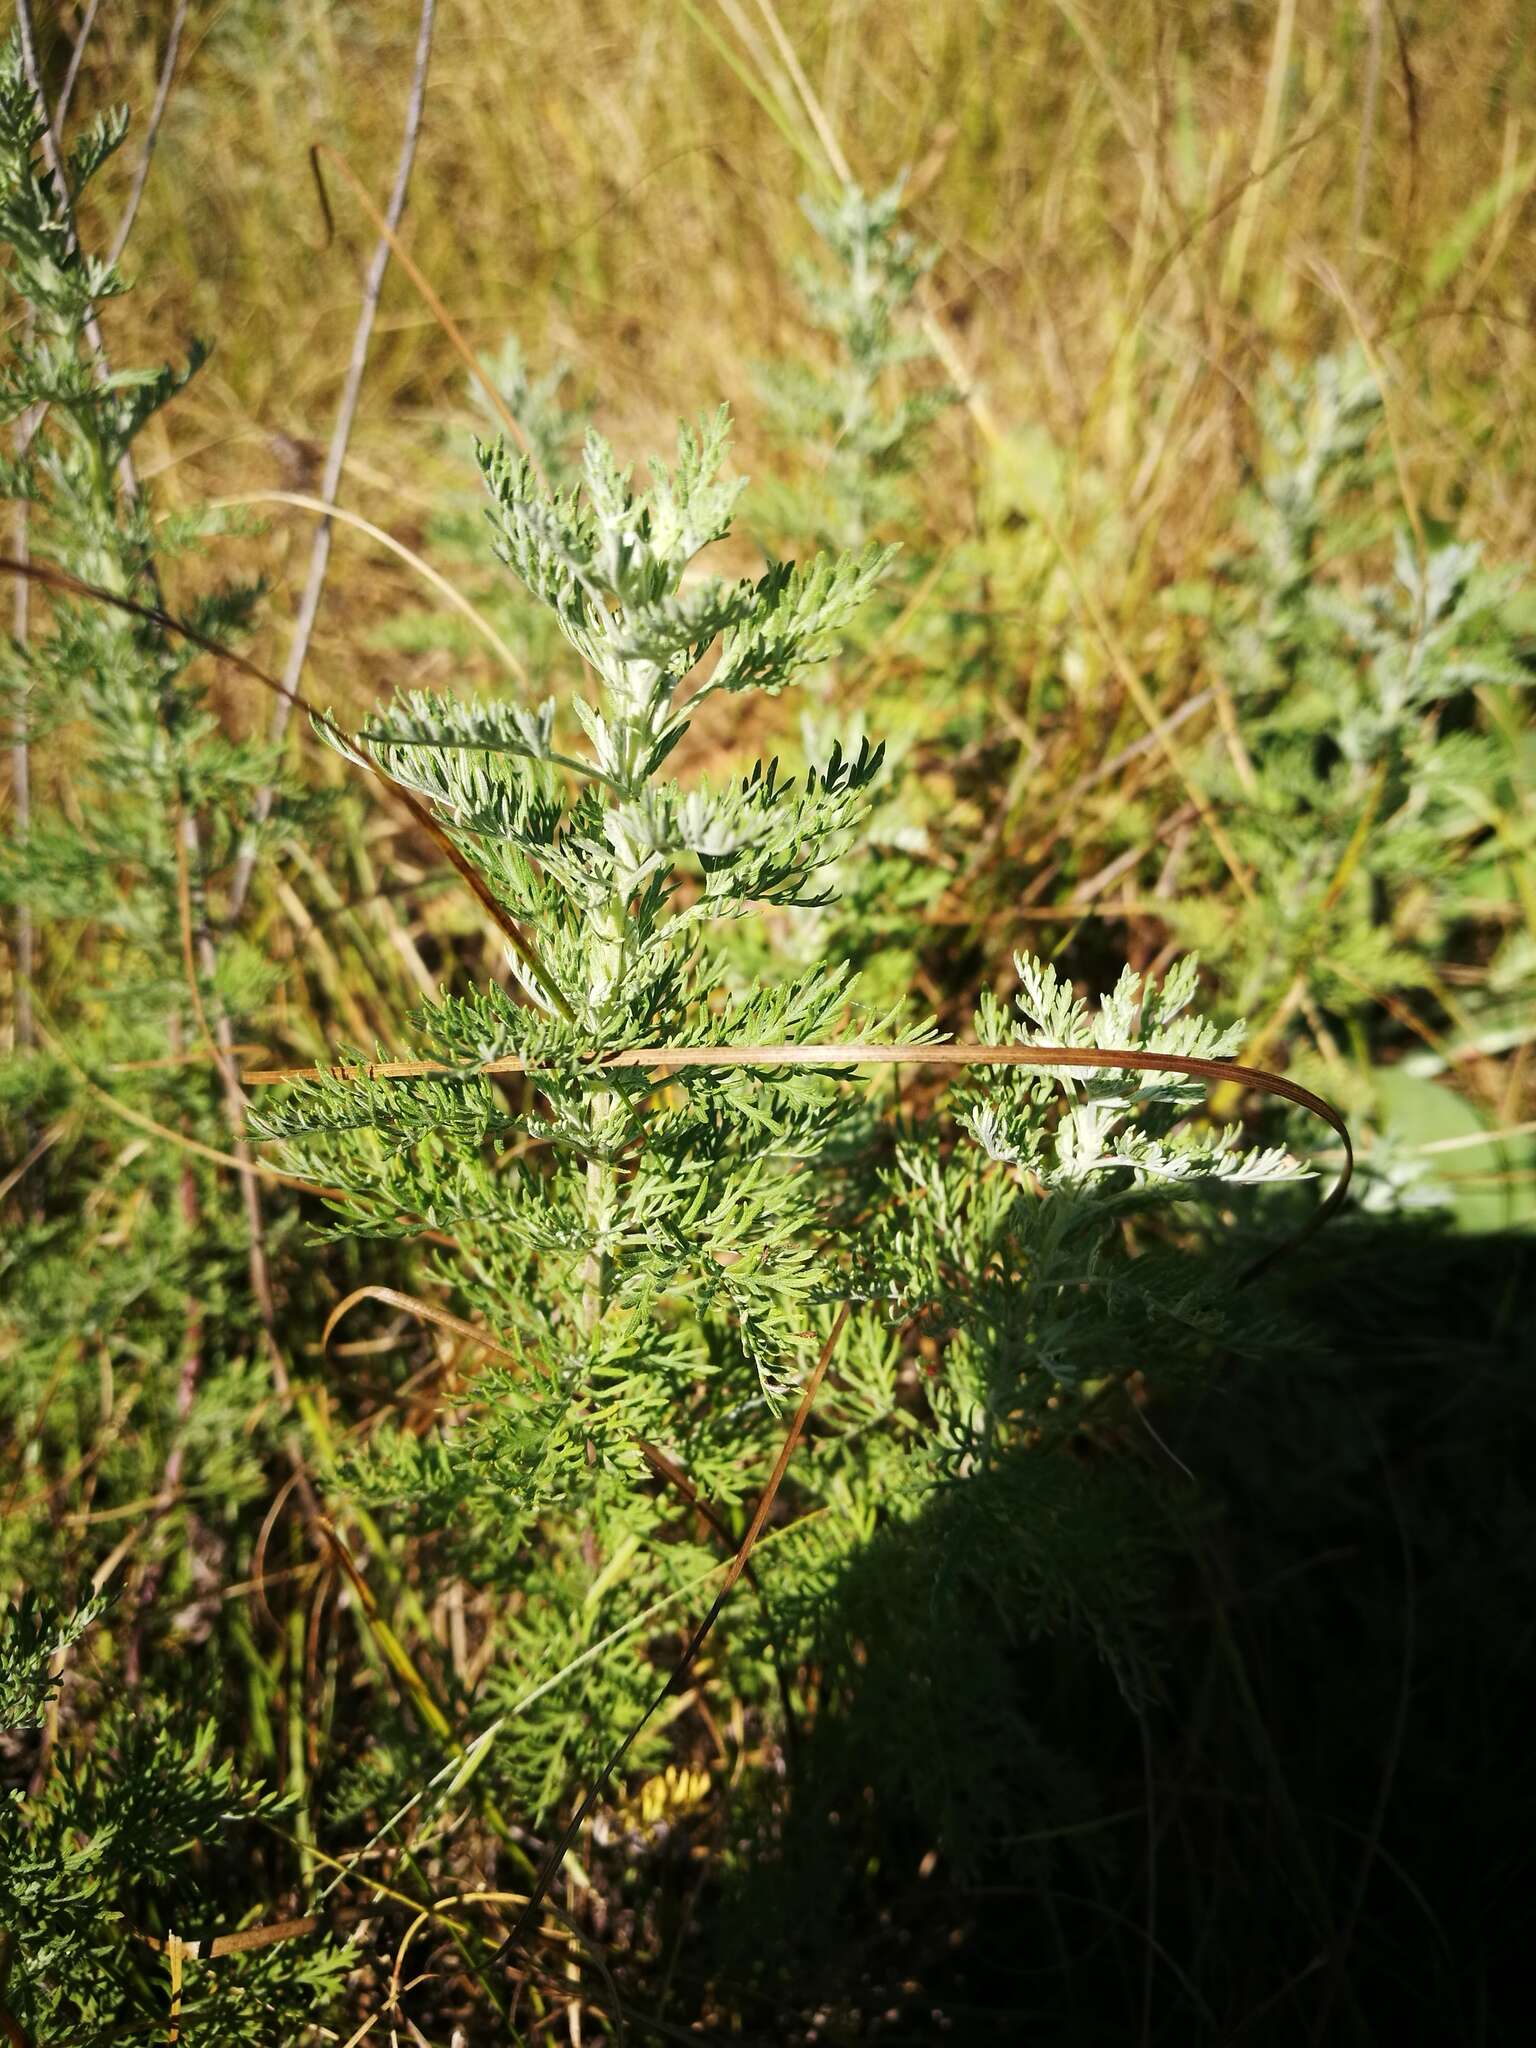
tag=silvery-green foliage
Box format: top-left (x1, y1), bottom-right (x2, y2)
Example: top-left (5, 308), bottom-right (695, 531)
top-left (267, 409), bottom-right (911, 1415)
top-left (857, 956), bottom-right (1302, 1460)
top-left (371, 333), bottom-right (591, 673)
top-left (1245, 347), bottom-right (1385, 612)
top-left (1173, 348), bottom-right (1533, 1024)
top-left (0, 36), bottom-right (274, 949)
top-left (259, 401), bottom-right (1301, 1845)
top-left (960, 954), bottom-right (1297, 1190)
top-left (0, 31), bottom-right (276, 1525)
top-left (472, 333), bottom-right (590, 489)
top-left (748, 179), bottom-right (959, 1014)
top-left (757, 177), bottom-right (956, 547)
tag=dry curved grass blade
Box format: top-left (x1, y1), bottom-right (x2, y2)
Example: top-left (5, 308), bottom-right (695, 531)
top-left (208, 489), bottom-right (528, 682)
top-left (322, 1284), bottom-right (527, 1372)
top-left (245, 1039), bottom-right (1353, 1279)
top-left (0, 554), bottom-right (574, 1020)
top-left (34, 1018), bottom-right (335, 1195)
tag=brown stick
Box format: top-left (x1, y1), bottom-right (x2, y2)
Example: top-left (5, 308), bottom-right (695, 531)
top-left (105, 0), bottom-right (189, 267)
top-left (226, 0), bottom-right (439, 923)
top-left (306, 140), bottom-right (536, 465)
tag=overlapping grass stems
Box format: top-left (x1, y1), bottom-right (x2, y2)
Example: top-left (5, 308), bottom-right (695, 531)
top-left (2, 3), bottom-right (1534, 2043)
top-left (0, 21), bottom-right (361, 2039)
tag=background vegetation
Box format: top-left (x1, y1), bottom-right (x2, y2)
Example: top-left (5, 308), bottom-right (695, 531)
top-left (3, 1), bottom-right (1534, 2041)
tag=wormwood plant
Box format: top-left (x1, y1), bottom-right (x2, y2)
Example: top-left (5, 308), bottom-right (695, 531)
top-left (257, 407), bottom-right (1306, 1901)
top-left (748, 177), bottom-right (961, 1011)
top-left (0, 39), bottom-right (274, 1590)
top-left (755, 176), bottom-right (954, 552)
top-left (1172, 350), bottom-right (1535, 1051)
top-left (375, 332), bottom-right (591, 680)
top-left (0, 1595), bottom-right (351, 2044)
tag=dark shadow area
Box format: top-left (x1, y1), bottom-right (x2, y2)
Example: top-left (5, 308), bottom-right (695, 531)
top-left (663, 1219), bottom-right (1536, 2044)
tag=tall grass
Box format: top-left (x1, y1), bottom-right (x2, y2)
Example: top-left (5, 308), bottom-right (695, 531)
top-left (78, 3), bottom-right (1536, 595)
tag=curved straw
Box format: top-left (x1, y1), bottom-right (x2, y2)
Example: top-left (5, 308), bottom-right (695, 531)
top-left (243, 1038), bottom-right (1352, 1282)
top-left (206, 490), bottom-right (527, 682)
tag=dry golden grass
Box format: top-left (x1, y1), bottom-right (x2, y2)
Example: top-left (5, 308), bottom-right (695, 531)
top-left (63, 0), bottom-right (1535, 719)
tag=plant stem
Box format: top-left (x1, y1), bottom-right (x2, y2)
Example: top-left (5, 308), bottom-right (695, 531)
top-left (56, 0), bottom-right (103, 131)
top-left (9, 493), bottom-right (32, 1054)
top-left (1349, 0), bottom-right (1386, 258)
top-left (105, 0), bottom-right (188, 268)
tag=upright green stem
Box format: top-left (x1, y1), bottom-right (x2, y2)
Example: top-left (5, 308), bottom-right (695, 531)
top-left (286, 1518), bottom-right (316, 1892)
top-left (582, 898), bottom-right (626, 1332)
